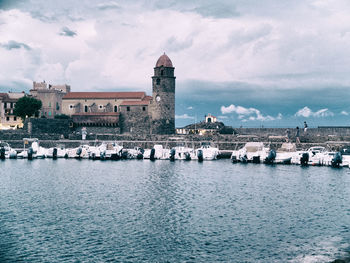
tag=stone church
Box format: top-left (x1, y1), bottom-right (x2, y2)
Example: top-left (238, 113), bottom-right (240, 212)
top-left (57, 53), bottom-right (176, 134)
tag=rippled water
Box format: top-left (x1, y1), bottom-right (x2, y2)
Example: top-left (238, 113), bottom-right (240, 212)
top-left (0, 159), bottom-right (349, 262)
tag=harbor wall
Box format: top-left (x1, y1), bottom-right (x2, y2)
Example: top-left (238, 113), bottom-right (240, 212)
top-left (2, 126), bottom-right (350, 151)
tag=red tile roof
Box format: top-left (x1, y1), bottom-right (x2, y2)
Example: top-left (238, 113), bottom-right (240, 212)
top-left (72, 112), bottom-right (120, 116)
top-left (120, 100), bottom-right (150, 106)
top-left (63, 92), bottom-right (146, 100)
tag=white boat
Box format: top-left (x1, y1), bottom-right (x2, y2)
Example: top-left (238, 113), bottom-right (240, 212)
top-left (0, 141), bottom-right (17, 159)
top-left (67, 145), bottom-right (90, 159)
top-left (144, 144), bottom-right (170, 160)
top-left (307, 146), bottom-right (328, 166)
top-left (170, 142), bottom-right (196, 161)
top-left (46, 145), bottom-right (68, 158)
top-left (231, 142), bottom-right (269, 163)
top-left (127, 147), bottom-right (145, 159)
top-left (31, 140), bottom-right (49, 159)
top-left (274, 143), bottom-right (298, 164)
top-left (103, 142), bottom-right (123, 160)
top-left (196, 142), bottom-right (219, 161)
top-left (339, 147), bottom-right (350, 167)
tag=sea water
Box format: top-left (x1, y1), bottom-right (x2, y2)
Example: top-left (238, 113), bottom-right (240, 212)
top-left (0, 159), bottom-right (349, 262)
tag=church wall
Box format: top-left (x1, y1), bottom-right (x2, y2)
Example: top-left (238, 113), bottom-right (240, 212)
top-left (119, 105), bottom-right (151, 134)
top-left (62, 99), bottom-right (124, 115)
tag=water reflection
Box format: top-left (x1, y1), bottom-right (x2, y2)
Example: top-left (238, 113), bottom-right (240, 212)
top-left (0, 160), bottom-right (349, 262)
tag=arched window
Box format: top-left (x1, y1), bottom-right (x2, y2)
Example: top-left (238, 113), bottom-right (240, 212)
top-left (161, 70), bottom-right (164, 76)
top-left (156, 78), bottom-right (160, 85)
top-left (114, 105), bottom-right (118, 112)
top-left (84, 105), bottom-right (88, 112)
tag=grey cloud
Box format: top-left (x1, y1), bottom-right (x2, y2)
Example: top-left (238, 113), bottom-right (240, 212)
top-left (0, 40), bottom-right (31, 50)
top-left (98, 2), bottom-right (121, 10)
top-left (227, 24), bottom-right (272, 47)
top-left (0, 0), bottom-right (27, 10)
top-left (59, 26), bottom-right (77, 37)
top-left (149, 0), bottom-right (239, 18)
top-left (164, 37), bottom-right (193, 53)
top-left (191, 3), bottom-right (239, 18)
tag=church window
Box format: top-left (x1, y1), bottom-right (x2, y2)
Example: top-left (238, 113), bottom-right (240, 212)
top-left (56, 102), bottom-right (59, 110)
top-left (49, 102), bottom-right (51, 108)
top-left (99, 105), bottom-right (103, 109)
top-left (84, 105), bottom-right (88, 112)
top-left (14, 117), bottom-right (17, 121)
top-left (156, 78), bottom-right (160, 85)
top-left (127, 106), bottom-right (130, 112)
top-left (69, 105), bottom-right (73, 109)
top-left (6, 117), bottom-right (9, 121)
top-left (142, 106), bottom-right (146, 111)
top-left (161, 70), bottom-right (164, 76)
top-left (114, 105), bottom-right (118, 112)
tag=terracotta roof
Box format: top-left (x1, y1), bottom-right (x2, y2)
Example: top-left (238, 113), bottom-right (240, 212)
top-left (144, 96), bottom-right (152, 101)
top-left (120, 100), bottom-right (150, 106)
top-left (72, 112), bottom-right (120, 116)
top-left (156, 53), bottom-right (173, 68)
top-left (63, 92), bottom-right (146, 100)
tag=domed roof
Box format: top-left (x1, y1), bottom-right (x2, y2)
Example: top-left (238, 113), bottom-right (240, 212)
top-left (155, 53), bottom-right (173, 68)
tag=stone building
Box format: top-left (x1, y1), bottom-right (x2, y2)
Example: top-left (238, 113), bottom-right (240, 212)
top-left (30, 81), bottom-right (70, 118)
top-left (0, 92), bottom-right (25, 129)
top-left (60, 53), bottom-right (176, 134)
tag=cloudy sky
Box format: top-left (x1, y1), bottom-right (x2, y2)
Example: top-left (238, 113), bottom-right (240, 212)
top-left (1, 0), bottom-right (350, 127)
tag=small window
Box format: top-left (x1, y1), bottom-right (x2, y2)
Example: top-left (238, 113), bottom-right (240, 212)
top-left (142, 106), bottom-right (146, 111)
top-left (14, 116), bottom-right (17, 121)
top-left (10, 102), bottom-right (13, 108)
top-left (49, 102), bottom-right (51, 108)
top-left (69, 105), bottom-right (73, 109)
top-left (114, 105), bottom-right (118, 112)
top-left (6, 117), bottom-right (9, 121)
top-left (85, 99), bottom-right (87, 102)
top-left (127, 106), bottom-right (130, 112)
top-left (4, 103), bottom-right (7, 109)
top-left (156, 78), bottom-right (160, 85)
top-left (56, 102), bottom-right (59, 110)
top-left (48, 111), bottom-right (52, 116)
top-left (99, 105), bottom-right (103, 109)
top-left (84, 105), bottom-right (88, 112)
top-left (161, 70), bottom-right (164, 76)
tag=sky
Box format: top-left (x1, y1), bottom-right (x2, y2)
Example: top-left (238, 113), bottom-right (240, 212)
top-left (1, 0), bottom-right (350, 127)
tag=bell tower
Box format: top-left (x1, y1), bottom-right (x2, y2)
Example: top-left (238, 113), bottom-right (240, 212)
top-left (151, 53), bottom-right (176, 134)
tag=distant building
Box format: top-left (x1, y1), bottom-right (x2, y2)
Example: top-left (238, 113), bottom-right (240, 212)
top-left (205, 113), bottom-right (217, 123)
top-left (176, 113), bottom-right (223, 135)
top-left (59, 53), bottom-right (176, 134)
top-left (0, 92), bottom-right (26, 129)
top-left (30, 81), bottom-right (70, 118)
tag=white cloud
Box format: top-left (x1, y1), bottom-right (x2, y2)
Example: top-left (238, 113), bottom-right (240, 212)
top-left (295, 106), bottom-right (334, 118)
top-left (220, 104), bottom-right (281, 122)
top-left (3, 1), bottom-right (350, 92)
top-left (341, 110), bottom-right (349, 116)
top-left (187, 106), bottom-right (193, 110)
top-left (175, 113), bottom-right (195, 119)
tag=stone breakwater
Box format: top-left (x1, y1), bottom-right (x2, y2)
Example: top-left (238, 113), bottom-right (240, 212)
top-left (2, 127), bottom-right (350, 154)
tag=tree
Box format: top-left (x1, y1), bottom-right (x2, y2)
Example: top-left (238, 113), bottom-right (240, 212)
top-left (14, 96), bottom-right (42, 120)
